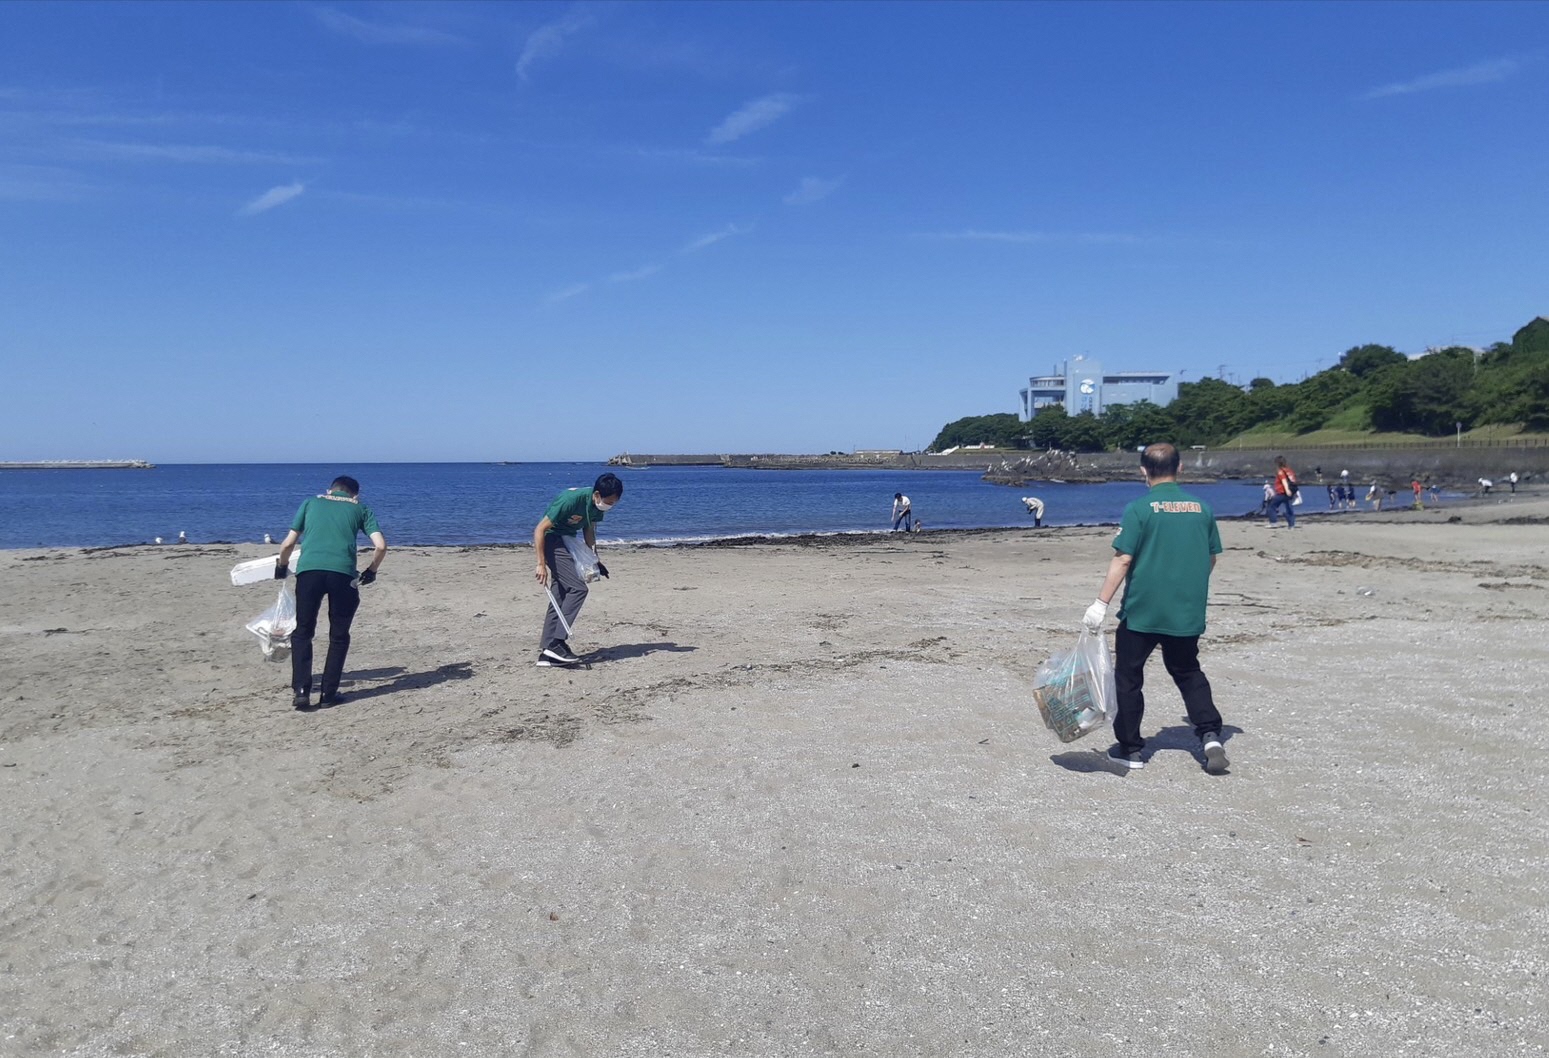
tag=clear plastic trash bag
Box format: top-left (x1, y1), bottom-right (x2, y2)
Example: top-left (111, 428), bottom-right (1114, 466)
top-left (245, 583), bottom-right (298, 662)
top-left (562, 535), bottom-right (603, 582)
top-left (1033, 628), bottom-right (1117, 742)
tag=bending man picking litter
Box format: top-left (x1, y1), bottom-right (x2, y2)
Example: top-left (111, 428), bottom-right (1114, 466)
top-left (275, 475), bottom-right (387, 711)
top-left (533, 472), bottom-right (623, 667)
top-left (1082, 443), bottom-right (1229, 774)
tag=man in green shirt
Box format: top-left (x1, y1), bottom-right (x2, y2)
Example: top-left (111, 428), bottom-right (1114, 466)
top-left (1082, 443), bottom-right (1228, 774)
top-left (533, 472), bottom-right (623, 667)
top-left (275, 475), bottom-right (387, 711)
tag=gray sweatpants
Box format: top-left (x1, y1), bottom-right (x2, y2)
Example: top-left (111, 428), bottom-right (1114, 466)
top-left (540, 535), bottom-right (589, 647)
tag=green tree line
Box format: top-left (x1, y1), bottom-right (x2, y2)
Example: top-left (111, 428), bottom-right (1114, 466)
top-left (930, 317), bottom-right (1549, 453)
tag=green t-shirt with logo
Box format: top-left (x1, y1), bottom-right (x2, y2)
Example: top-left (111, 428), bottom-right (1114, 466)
top-left (544, 488), bottom-right (605, 538)
top-left (290, 494), bottom-right (382, 576)
top-left (1112, 481), bottom-right (1221, 637)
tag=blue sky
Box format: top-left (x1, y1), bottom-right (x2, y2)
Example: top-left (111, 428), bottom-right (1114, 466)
top-left (2, 1), bottom-right (1545, 462)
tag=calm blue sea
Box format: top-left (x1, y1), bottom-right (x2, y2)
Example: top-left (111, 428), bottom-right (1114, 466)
top-left (0, 463), bottom-right (1271, 549)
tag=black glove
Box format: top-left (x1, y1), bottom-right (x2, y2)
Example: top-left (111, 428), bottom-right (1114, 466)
top-left (274, 564), bottom-right (289, 580)
top-left (596, 561), bottom-right (609, 579)
top-left (358, 568), bottom-right (377, 586)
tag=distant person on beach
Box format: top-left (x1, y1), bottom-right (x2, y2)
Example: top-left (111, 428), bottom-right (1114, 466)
top-left (1479, 478), bottom-right (1493, 495)
top-left (1260, 479), bottom-right (1274, 516)
top-left (1022, 496), bottom-right (1045, 527)
top-left (275, 475), bottom-right (387, 711)
top-left (1267, 455), bottom-right (1298, 528)
top-left (1082, 442), bottom-right (1228, 774)
top-left (1509, 471), bottom-right (1518, 494)
top-left (1411, 479), bottom-right (1424, 509)
top-left (892, 493), bottom-right (913, 532)
top-left (1327, 484), bottom-right (1338, 510)
top-left (1427, 480), bottom-right (1441, 505)
top-left (1367, 482), bottom-right (1382, 511)
top-left (533, 473), bottom-right (623, 668)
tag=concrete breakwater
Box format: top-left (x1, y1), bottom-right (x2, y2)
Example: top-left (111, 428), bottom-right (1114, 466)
top-left (608, 452), bottom-right (1007, 471)
top-left (984, 445), bottom-right (1549, 488)
top-left (612, 445), bottom-right (1548, 488)
top-left (0, 460), bottom-right (155, 470)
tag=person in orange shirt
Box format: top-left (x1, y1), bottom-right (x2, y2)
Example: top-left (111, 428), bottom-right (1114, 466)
top-left (1267, 455), bottom-right (1298, 528)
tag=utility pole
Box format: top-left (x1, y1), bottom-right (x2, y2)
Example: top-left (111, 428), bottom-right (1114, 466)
top-left (1217, 364), bottom-right (1226, 380)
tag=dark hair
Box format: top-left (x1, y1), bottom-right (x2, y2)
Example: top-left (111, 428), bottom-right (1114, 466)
top-left (1140, 443), bottom-right (1179, 478)
top-left (594, 472), bottom-right (624, 500)
top-left (894, 492), bottom-right (903, 500)
top-left (1274, 455), bottom-right (1289, 469)
top-left (330, 476), bottom-right (360, 497)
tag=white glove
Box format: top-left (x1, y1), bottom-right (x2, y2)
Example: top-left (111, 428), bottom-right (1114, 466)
top-left (1082, 599), bottom-right (1108, 633)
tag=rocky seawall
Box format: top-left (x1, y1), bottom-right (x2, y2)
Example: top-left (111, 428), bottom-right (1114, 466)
top-left (609, 452), bottom-right (1012, 471)
top-left (612, 445), bottom-right (1548, 489)
top-left (983, 444), bottom-right (1549, 489)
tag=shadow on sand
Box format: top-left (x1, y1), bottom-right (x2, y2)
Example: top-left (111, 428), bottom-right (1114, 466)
top-left (581, 641), bottom-right (697, 663)
top-left (322, 661), bottom-right (476, 706)
top-left (1049, 719), bottom-right (1245, 776)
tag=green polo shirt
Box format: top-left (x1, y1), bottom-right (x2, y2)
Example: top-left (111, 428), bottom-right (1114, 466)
top-left (544, 488), bottom-right (606, 538)
top-left (290, 493), bottom-right (382, 576)
top-left (1112, 481), bottom-right (1221, 637)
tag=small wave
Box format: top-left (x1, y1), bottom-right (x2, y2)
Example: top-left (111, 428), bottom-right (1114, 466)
top-left (611, 528), bottom-right (886, 548)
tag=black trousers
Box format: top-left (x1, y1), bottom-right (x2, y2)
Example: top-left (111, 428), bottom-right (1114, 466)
top-left (1113, 621), bottom-right (1222, 755)
top-left (292, 570), bottom-right (360, 696)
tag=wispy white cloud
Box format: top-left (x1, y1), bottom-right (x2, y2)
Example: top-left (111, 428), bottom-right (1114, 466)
top-left (65, 140), bottom-right (319, 166)
top-left (681, 222), bottom-right (753, 254)
top-left (784, 175), bottom-right (843, 206)
top-left (920, 229), bottom-right (1141, 246)
top-left (238, 182), bottom-right (305, 217)
top-left (312, 188), bottom-right (512, 215)
top-left (549, 221), bottom-right (752, 305)
top-left (0, 163), bottom-right (94, 202)
top-left (591, 36), bottom-right (764, 81)
top-left (310, 7), bottom-right (464, 47)
top-left (518, 9), bottom-right (596, 82)
top-left (608, 263), bottom-right (664, 283)
top-left (705, 93), bottom-right (802, 146)
top-left (628, 146), bottom-right (762, 168)
top-left (1360, 57), bottom-right (1524, 100)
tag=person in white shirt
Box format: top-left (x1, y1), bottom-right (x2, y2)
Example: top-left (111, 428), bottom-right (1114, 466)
top-left (1022, 496), bottom-right (1045, 527)
top-left (891, 493), bottom-right (913, 532)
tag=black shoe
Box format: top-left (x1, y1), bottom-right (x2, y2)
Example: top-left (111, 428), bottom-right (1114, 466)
top-left (293, 691), bottom-right (316, 711)
top-left (1107, 746), bottom-right (1145, 770)
top-left (1202, 733), bottom-right (1230, 775)
top-left (319, 692), bottom-right (346, 707)
top-left (540, 640), bottom-right (580, 666)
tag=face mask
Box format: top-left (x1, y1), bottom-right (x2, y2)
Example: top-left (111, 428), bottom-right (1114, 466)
top-left (595, 498), bottom-right (615, 512)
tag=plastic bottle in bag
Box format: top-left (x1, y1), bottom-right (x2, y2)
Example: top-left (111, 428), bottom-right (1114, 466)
top-left (1032, 629), bottom-right (1118, 742)
top-left (245, 583), bottom-right (298, 662)
top-left (562, 535), bottom-right (603, 582)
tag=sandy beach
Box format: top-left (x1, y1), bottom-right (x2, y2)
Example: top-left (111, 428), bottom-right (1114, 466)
top-left (2, 497), bottom-right (1546, 1057)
